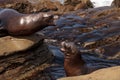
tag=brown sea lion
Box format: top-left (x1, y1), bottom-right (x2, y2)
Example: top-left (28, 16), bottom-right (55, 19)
top-left (0, 8), bottom-right (57, 36)
top-left (61, 41), bottom-right (95, 76)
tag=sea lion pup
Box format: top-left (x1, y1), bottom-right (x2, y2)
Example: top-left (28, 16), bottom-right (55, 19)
top-left (0, 8), bottom-right (57, 36)
top-left (61, 41), bottom-right (95, 76)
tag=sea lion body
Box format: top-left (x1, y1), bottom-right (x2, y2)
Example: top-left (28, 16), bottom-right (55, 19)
top-left (61, 41), bottom-right (95, 76)
top-left (0, 9), bottom-right (55, 35)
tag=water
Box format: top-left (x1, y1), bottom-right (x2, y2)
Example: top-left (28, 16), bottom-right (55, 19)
top-left (48, 45), bottom-right (66, 79)
top-left (47, 45), bottom-right (120, 79)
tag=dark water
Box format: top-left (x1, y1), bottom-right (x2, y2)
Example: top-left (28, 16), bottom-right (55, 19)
top-left (48, 45), bottom-right (66, 79)
top-left (40, 11), bottom-right (120, 79)
top-left (47, 45), bottom-right (120, 79)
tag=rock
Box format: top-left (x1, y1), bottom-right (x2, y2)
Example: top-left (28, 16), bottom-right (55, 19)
top-left (58, 66), bottom-right (120, 80)
top-left (0, 34), bottom-right (44, 56)
top-left (0, 0), bottom-right (61, 13)
top-left (0, 0), bottom-right (93, 13)
top-left (0, 33), bottom-right (54, 80)
top-left (0, 0), bottom-right (33, 13)
top-left (64, 0), bottom-right (93, 10)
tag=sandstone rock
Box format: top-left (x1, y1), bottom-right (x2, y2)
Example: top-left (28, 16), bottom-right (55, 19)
top-left (0, 34), bottom-right (44, 56)
top-left (0, 33), bottom-right (54, 80)
top-left (58, 66), bottom-right (120, 80)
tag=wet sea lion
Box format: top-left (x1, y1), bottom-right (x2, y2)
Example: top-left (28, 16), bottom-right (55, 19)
top-left (61, 41), bottom-right (95, 76)
top-left (0, 8), bottom-right (56, 36)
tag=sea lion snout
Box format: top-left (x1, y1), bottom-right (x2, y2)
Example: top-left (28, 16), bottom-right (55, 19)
top-left (61, 41), bottom-right (79, 54)
top-left (42, 13), bottom-right (59, 26)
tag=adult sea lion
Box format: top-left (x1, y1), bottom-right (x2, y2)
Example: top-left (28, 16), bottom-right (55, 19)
top-left (0, 8), bottom-right (56, 36)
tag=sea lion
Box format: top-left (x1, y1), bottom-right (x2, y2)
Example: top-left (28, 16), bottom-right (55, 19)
top-left (61, 41), bottom-right (95, 76)
top-left (0, 8), bottom-right (57, 36)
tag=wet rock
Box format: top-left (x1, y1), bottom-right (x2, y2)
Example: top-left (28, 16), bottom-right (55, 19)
top-left (58, 66), bottom-right (120, 80)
